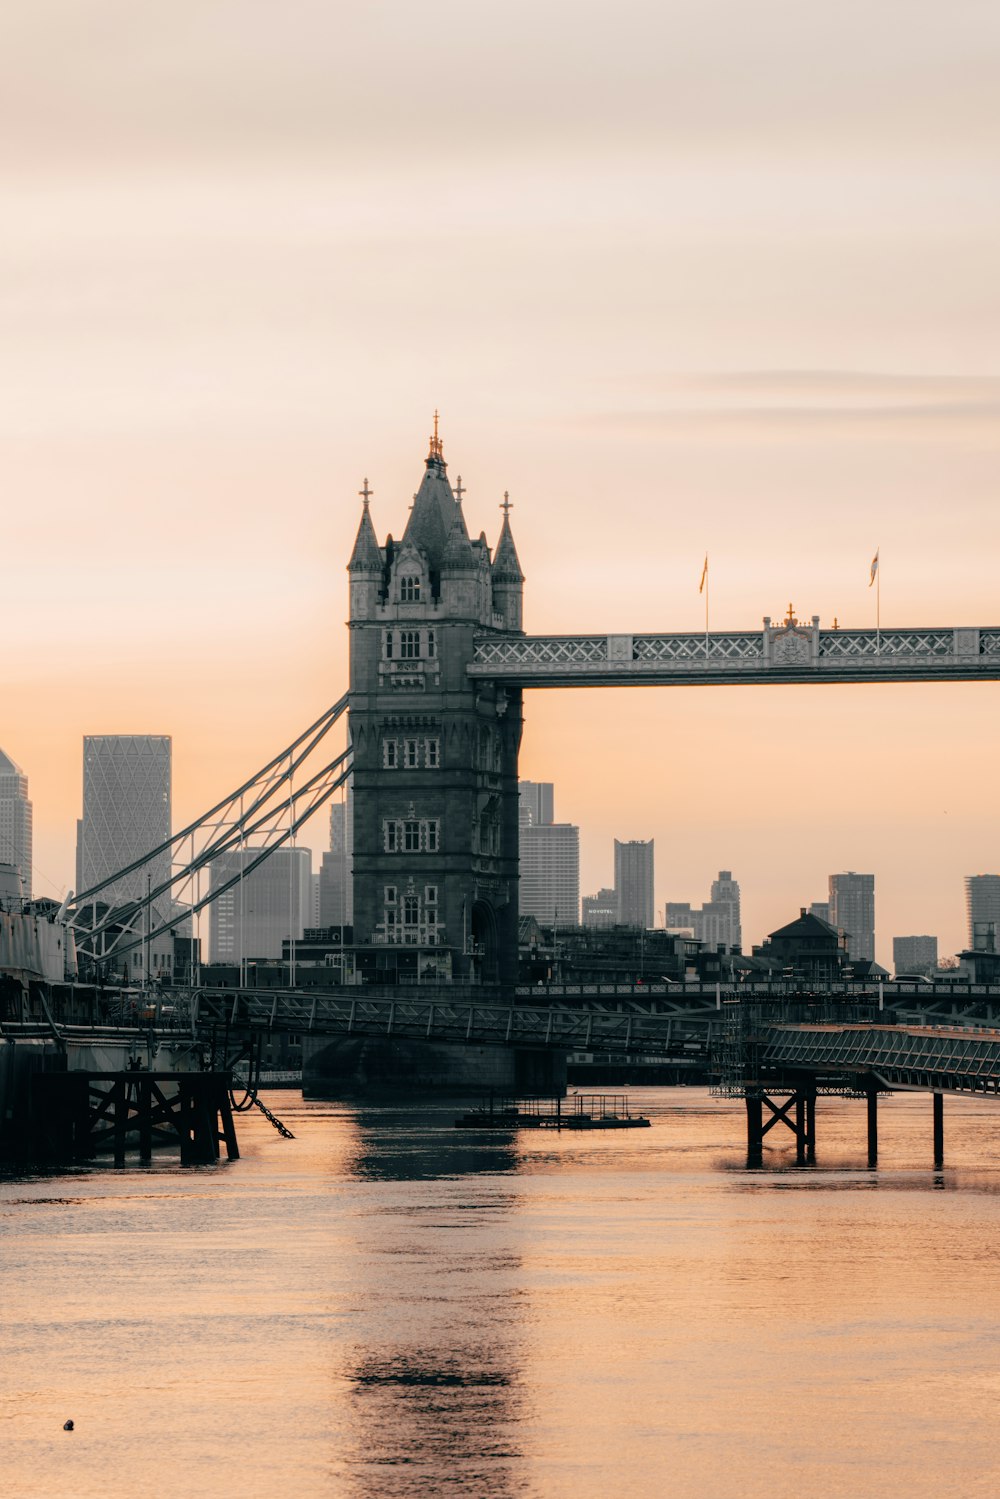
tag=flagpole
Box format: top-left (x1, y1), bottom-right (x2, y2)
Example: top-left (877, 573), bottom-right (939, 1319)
top-left (705, 564), bottom-right (709, 657)
top-left (876, 547), bottom-right (881, 654)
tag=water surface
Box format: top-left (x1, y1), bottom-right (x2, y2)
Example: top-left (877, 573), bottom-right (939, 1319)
top-left (4, 1087), bottom-right (1000, 1497)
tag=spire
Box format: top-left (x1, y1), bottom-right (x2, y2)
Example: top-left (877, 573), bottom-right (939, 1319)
top-left (403, 422), bottom-right (465, 566)
top-left (427, 409), bottom-right (444, 465)
top-left (347, 482), bottom-right (383, 573)
top-left (492, 491), bottom-right (524, 582)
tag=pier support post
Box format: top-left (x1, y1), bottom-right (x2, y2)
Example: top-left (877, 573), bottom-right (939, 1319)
top-left (805, 1088), bottom-right (816, 1164)
top-left (933, 1091), bottom-right (944, 1168)
top-left (795, 1094), bottom-right (807, 1165)
top-left (867, 1083), bottom-right (878, 1167)
top-left (746, 1093), bottom-right (763, 1167)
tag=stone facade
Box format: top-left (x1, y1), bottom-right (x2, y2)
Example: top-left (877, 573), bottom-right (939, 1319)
top-left (347, 428), bottom-right (524, 984)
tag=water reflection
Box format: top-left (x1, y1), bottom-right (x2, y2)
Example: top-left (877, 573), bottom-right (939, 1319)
top-left (334, 1104), bottom-right (527, 1498)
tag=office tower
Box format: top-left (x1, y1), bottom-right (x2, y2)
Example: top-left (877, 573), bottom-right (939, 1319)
top-left (80, 736), bottom-right (171, 911)
top-left (520, 822), bottom-right (580, 925)
top-left (582, 888), bottom-right (617, 929)
top-left (828, 872), bottom-right (875, 961)
top-left (209, 846), bottom-right (312, 962)
top-left (893, 935), bottom-right (938, 976)
top-left (666, 873), bottom-right (741, 950)
top-left (0, 747), bottom-right (32, 901)
top-left (615, 839), bottom-right (654, 929)
top-left (311, 872), bottom-right (321, 928)
top-left (966, 875), bottom-right (1000, 951)
top-left (320, 799), bottom-right (351, 927)
top-left (710, 871), bottom-right (742, 949)
top-left (519, 781), bottom-right (554, 828)
top-left (809, 901), bottom-right (831, 924)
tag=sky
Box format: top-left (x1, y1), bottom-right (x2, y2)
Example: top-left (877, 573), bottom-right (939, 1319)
top-left (3, 1), bottom-right (1000, 963)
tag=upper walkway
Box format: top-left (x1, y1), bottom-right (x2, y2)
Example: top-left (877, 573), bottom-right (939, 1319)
top-left (468, 624), bottom-right (1000, 687)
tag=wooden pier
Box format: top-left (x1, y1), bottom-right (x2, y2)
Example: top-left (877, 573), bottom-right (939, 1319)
top-left (28, 1070), bottom-right (239, 1165)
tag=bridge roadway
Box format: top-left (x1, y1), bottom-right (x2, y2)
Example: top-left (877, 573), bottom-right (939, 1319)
top-left (184, 979), bottom-right (1000, 1055)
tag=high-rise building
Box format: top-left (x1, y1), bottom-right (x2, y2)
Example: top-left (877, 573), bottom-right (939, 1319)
top-left (710, 871), bottom-right (742, 948)
top-left (809, 901), bottom-right (831, 924)
top-left (966, 875), bottom-right (1000, 951)
top-left (666, 873), bottom-right (741, 950)
top-left (893, 935), bottom-right (938, 976)
top-left (615, 839), bottom-right (654, 929)
top-left (320, 800), bottom-right (351, 927)
top-left (0, 747), bottom-right (32, 901)
top-left (519, 781), bottom-right (554, 828)
top-left (520, 822), bottom-right (580, 926)
top-left (79, 736), bottom-right (171, 910)
top-left (209, 846), bottom-right (312, 962)
top-left (582, 887), bottom-right (616, 929)
top-left (828, 871), bottom-right (875, 962)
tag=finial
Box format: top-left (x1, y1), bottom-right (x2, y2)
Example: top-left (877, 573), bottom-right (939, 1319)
top-left (428, 410), bottom-right (444, 461)
top-left (359, 477), bottom-right (373, 510)
top-left (785, 602), bottom-right (796, 624)
top-left (454, 474), bottom-right (465, 504)
top-left (500, 490), bottom-right (513, 519)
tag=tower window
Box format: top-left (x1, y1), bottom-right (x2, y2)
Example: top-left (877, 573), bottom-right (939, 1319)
top-left (425, 738), bottom-right (440, 768)
top-left (404, 820), bottom-right (421, 851)
top-left (383, 740), bottom-right (398, 768)
top-left (400, 576), bottom-right (420, 602)
top-left (426, 630), bottom-right (436, 658)
top-left (399, 631), bottom-right (420, 659)
top-left (404, 739), bottom-right (419, 769)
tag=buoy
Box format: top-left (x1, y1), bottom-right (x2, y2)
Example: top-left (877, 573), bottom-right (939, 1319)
top-left (63, 1420), bottom-right (74, 1431)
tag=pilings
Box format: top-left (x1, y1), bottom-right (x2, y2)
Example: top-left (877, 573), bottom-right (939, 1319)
top-left (26, 1071), bottom-right (239, 1165)
top-left (933, 1090), bottom-right (944, 1168)
top-left (745, 1079), bottom-right (948, 1169)
top-left (745, 1085), bottom-right (815, 1168)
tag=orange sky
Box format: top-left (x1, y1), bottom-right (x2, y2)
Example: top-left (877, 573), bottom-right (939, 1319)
top-left (4, 2), bottom-right (1000, 962)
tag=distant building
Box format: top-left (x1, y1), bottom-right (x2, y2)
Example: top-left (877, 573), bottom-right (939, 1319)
top-left (829, 872), bottom-right (875, 962)
top-left (209, 846), bottom-right (312, 962)
top-left (582, 887), bottom-right (617, 929)
top-left (755, 908), bottom-right (848, 981)
top-left (667, 870), bottom-right (741, 950)
top-left (519, 781), bottom-right (554, 828)
top-left (966, 875), bottom-right (1000, 952)
top-left (809, 901), bottom-right (831, 924)
top-left (319, 800), bottom-right (351, 927)
top-left (520, 822), bottom-right (580, 926)
top-left (0, 747), bottom-right (32, 901)
top-left (893, 935), bottom-right (938, 976)
top-left (79, 736), bottom-right (171, 913)
top-left (615, 839), bottom-right (654, 929)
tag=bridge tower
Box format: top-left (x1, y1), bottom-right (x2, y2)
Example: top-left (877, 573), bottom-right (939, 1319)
top-left (347, 423), bottom-right (524, 987)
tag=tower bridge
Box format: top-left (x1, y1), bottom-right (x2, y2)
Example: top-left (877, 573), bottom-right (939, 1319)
top-left (47, 420), bottom-right (1000, 1103)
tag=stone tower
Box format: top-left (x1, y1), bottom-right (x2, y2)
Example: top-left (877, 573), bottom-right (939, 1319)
top-left (347, 423), bottom-right (524, 986)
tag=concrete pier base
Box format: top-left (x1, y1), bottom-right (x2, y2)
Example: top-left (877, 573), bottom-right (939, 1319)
top-left (302, 1035), bottom-right (566, 1098)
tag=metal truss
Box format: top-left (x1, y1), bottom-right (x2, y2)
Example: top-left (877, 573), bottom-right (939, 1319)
top-left (760, 1022), bottom-right (1000, 1096)
top-left (469, 626), bottom-right (1000, 686)
top-left (66, 694), bottom-right (352, 975)
top-left (189, 986), bottom-right (700, 1055)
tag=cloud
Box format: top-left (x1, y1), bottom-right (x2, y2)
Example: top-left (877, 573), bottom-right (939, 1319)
top-left (591, 372), bottom-right (1000, 438)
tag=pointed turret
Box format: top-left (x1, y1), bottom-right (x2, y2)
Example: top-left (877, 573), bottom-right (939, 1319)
top-left (492, 492), bottom-right (524, 631)
top-left (347, 481), bottom-right (384, 621)
top-left (348, 484), bottom-right (383, 574)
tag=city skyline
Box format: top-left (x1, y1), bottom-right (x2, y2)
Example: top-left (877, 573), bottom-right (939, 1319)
top-left (5, 4), bottom-right (1000, 965)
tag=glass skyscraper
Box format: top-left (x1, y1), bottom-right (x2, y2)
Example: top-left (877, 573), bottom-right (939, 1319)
top-left (79, 736), bottom-right (172, 910)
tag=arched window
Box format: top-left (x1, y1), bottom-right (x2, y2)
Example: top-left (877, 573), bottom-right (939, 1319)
top-left (400, 576), bottom-right (420, 602)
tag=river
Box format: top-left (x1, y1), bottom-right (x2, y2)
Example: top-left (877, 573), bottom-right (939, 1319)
top-left (4, 1086), bottom-right (1000, 1498)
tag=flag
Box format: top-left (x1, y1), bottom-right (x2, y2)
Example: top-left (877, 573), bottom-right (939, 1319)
top-left (869, 549), bottom-right (879, 587)
top-left (699, 554), bottom-right (708, 594)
